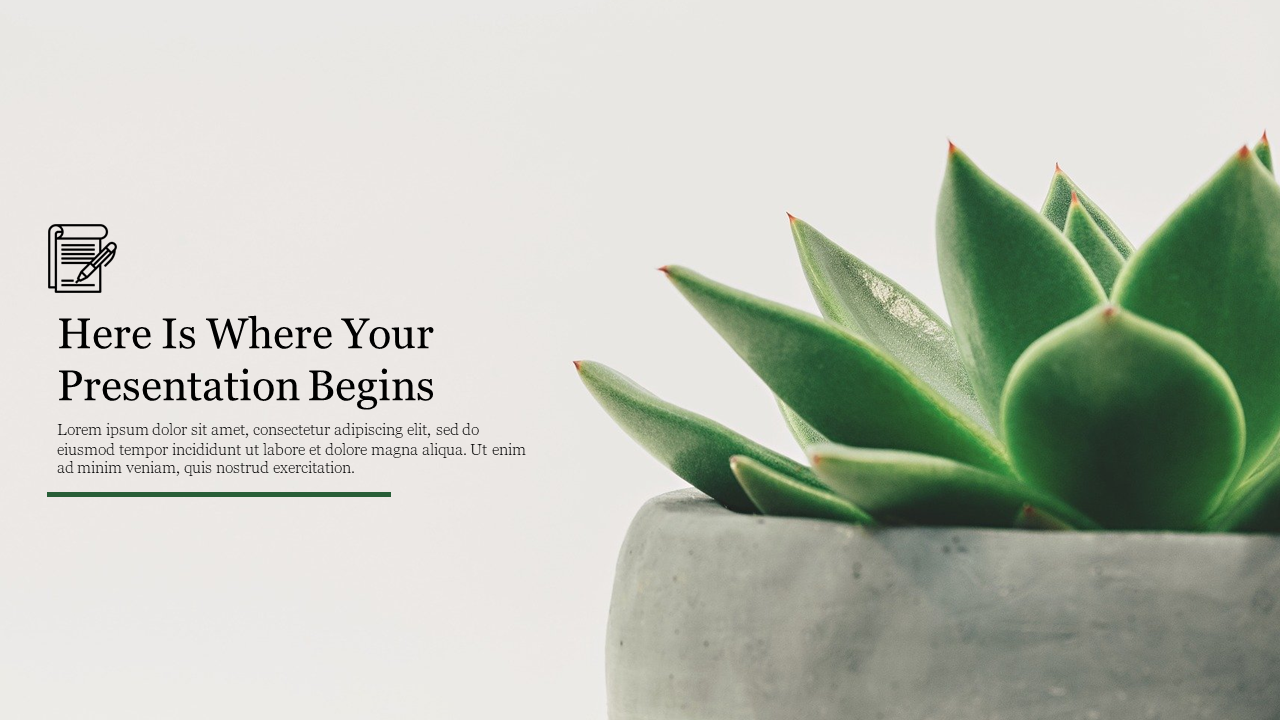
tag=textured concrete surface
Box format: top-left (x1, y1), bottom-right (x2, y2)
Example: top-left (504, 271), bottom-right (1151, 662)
top-left (606, 489), bottom-right (1280, 720)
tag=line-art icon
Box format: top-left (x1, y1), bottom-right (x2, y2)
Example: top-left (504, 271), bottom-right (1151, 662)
top-left (48, 225), bottom-right (114, 293)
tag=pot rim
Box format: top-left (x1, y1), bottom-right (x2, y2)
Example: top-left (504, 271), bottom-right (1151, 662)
top-left (643, 487), bottom-right (1277, 540)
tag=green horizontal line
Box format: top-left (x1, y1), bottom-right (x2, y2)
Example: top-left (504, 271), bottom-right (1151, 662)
top-left (48, 492), bottom-right (390, 498)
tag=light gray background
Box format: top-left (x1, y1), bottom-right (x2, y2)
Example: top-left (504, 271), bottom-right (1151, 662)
top-left (1, 1), bottom-right (1278, 718)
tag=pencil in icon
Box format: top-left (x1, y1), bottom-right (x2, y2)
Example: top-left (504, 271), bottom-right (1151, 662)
top-left (76, 241), bottom-right (117, 283)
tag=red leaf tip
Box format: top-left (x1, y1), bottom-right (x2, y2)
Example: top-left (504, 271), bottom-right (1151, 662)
top-left (1054, 162), bottom-right (1063, 175)
top-left (1022, 504), bottom-right (1036, 517)
top-left (1238, 145), bottom-right (1252, 159)
top-left (573, 360), bottom-right (583, 371)
top-left (1262, 130), bottom-right (1270, 146)
top-left (947, 139), bottom-right (957, 155)
top-left (1102, 304), bottom-right (1119, 320)
top-left (658, 265), bottom-right (670, 274)
top-left (786, 212), bottom-right (798, 224)
top-left (1069, 190), bottom-right (1080, 206)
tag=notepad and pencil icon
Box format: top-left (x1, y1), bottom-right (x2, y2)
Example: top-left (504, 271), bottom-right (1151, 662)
top-left (48, 224), bottom-right (115, 293)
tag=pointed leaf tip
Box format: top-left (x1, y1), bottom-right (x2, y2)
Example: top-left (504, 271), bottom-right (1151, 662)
top-left (1254, 133), bottom-right (1274, 174)
top-left (947, 139), bottom-right (957, 154)
top-left (1015, 503), bottom-right (1079, 531)
top-left (1003, 306), bottom-right (1245, 529)
top-left (578, 362), bottom-right (826, 514)
top-left (1113, 148), bottom-right (1280, 471)
top-left (939, 150), bottom-right (1106, 422)
top-left (1070, 190), bottom-right (1080, 205)
top-left (786, 212), bottom-right (798, 223)
top-left (658, 265), bottom-right (670, 274)
top-left (1239, 145), bottom-right (1253, 159)
top-left (573, 360), bottom-right (582, 371)
top-left (1040, 162), bottom-right (1135, 262)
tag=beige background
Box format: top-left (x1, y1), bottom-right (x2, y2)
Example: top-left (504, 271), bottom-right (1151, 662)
top-left (2, 0), bottom-right (1279, 717)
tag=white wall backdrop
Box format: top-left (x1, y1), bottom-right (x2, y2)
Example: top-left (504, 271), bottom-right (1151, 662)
top-left (2, 1), bottom-right (1278, 717)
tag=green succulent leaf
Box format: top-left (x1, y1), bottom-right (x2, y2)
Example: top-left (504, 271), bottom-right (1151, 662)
top-left (1231, 438), bottom-right (1280, 501)
top-left (1041, 166), bottom-right (1135, 259)
top-left (937, 147), bottom-right (1107, 422)
top-left (776, 396), bottom-right (827, 449)
top-left (1112, 147), bottom-right (1280, 473)
top-left (576, 360), bottom-right (824, 513)
top-left (809, 444), bottom-right (1097, 529)
top-left (1249, 440), bottom-right (1280, 482)
top-left (789, 216), bottom-right (987, 427)
top-left (1256, 132), bottom-right (1273, 175)
top-left (1062, 194), bottom-right (1125, 292)
top-left (729, 455), bottom-right (873, 524)
top-left (1001, 306), bottom-right (1245, 530)
top-left (662, 265), bottom-right (1011, 475)
top-left (1206, 460), bottom-right (1280, 533)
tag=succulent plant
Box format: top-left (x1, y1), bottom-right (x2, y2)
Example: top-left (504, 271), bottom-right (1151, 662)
top-left (578, 134), bottom-right (1280, 533)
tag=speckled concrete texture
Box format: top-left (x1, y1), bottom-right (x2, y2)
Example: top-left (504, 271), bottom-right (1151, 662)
top-left (606, 489), bottom-right (1280, 720)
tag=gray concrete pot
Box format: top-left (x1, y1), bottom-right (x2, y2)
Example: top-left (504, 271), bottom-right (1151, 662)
top-left (606, 489), bottom-right (1280, 719)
